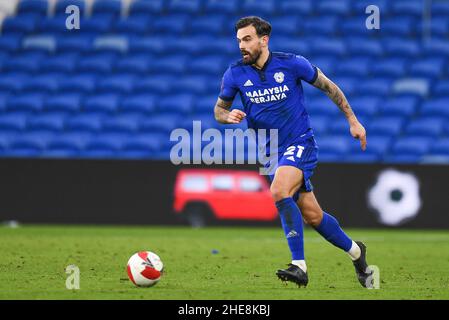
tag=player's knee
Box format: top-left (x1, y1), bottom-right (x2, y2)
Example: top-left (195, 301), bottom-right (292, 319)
top-left (270, 184), bottom-right (290, 202)
top-left (303, 210), bottom-right (323, 227)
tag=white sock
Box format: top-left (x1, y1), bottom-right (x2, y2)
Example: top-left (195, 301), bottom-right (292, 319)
top-left (347, 241), bottom-right (361, 261)
top-left (291, 260), bottom-right (307, 273)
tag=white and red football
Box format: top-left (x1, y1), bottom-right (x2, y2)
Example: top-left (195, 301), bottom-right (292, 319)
top-left (126, 251), bottom-right (164, 287)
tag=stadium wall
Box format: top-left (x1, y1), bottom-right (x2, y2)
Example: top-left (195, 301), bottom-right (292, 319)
top-left (0, 159), bottom-right (447, 229)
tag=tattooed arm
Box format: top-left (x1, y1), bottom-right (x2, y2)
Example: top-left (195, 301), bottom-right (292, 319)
top-left (214, 97), bottom-right (246, 124)
top-left (312, 68), bottom-right (367, 151)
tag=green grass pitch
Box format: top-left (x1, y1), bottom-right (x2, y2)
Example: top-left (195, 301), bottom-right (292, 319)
top-left (1, 225), bottom-right (449, 300)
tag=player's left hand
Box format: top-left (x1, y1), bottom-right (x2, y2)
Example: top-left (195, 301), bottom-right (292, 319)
top-left (350, 121), bottom-right (367, 151)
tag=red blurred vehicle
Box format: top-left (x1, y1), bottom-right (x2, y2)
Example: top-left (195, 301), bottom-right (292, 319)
top-left (173, 169), bottom-right (277, 227)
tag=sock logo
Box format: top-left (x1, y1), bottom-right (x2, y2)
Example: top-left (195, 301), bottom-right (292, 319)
top-left (286, 230), bottom-right (298, 238)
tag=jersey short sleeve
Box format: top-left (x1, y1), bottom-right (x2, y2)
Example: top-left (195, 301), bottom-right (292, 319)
top-left (219, 67), bottom-right (238, 101)
top-left (293, 55), bottom-right (318, 84)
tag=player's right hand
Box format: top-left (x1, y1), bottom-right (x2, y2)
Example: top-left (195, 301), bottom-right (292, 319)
top-left (226, 109), bottom-right (246, 124)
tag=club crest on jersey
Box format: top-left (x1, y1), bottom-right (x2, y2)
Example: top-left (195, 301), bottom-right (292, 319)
top-left (274, 72), bottom-right (284, 83)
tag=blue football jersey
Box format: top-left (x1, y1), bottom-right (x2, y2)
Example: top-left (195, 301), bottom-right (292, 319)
top-left (219, 51), bottom-right (318, 156)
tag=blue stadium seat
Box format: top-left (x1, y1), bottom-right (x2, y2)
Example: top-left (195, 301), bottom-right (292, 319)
top-left (409, 58), bottom-right (445, 77)
top-left (115, 54), bottom-right (152, 74)
top-left (331, 77), bottom-right (357, 96)
top-left (0, 35), bottom-right (22, 52)
top-left (57, 35), bottom-right (93, 53)
top-left (55, 0), bottom-right (86, 16)
top-left (84, 94), bottom-right (120, 114)
top-left (431, 138), bottom-right (449, 156)
top-left (120, 95), bottom-right (157, 114)
top-left (269, 16), bottom-right (300, 36)
top-left (39, 53), bottom-right (79, 73)
top-left (66, 114), bottom-right (105, 132)
top-left (17, 0), bottom-right (48, 16)
top-left (368, 117), bottom-right (404, 136)
top-left (58, 74), bottom-right (96, 93)
top-left (97, 74), bottom-right (136, 94)
top-left (392, 137), bottom-right (432, 156)
top-left (349, 136), bottom-right (392, 156)
top-left (0, 92), bottom-right (9, 112)
top-left (2, 16), bottom-right (38, 34)
top-left (2, 53), bottom-right (46, 73)
top-left (6, 93), bottom-right (45, 112)
top-left (307, 97), bottom-right (340, 117)
top-left (317, 0), bottom-right (351, 14)
top-left (391, 0), bottom-right (424, 16)
top-left (371, 59), bottom-right (407, 77)
top-left (92, 0), bottom-right (122, 17)
top-left (48, 132), bottom-right (91, 152)
top-left (349, 97), bottom-right (380, 117)
top-left (353, 0), bottom-right (390, 13)
top-left (102, 115), bottom-right (140, 133)
top-left (133, 75), bottom-right (174, 94)
top-left (38, 15), bottom-right (69, 34)
top-left (328, 118), bottom-right (351, 135)
top-left (27, 113), bottom-right (67, 132)
top-left (423, 40), bottom-right (449, 58)
top-left (309, 115), bottom-right (329, 135)
top-left (357, 78), bottom-right (392, 96)
top-left (21, 74), bottom-right (62, 92)
top-left (379, 96), bottom-right (419, 116)
top-left (93, 36), bottom-right (128, 54)
top-left (420, 98), bottom-right (449, 117)
top-left (204, 0), bottom-right (240, 14)
top-left (340, 18), bottom-right (370, 36)
top-left (270, 37), bottom-right (310, 56)
top-left (431, 1), bottom-right (449, 18)
top-left (310, 38), bottom-right (346, 56)
top-left (152, 55), bottom-right (188, 74)
top-left (279, 0), bottom-right (312, 14)
top-left (129, 0), bottom-right (164, 15)
top-left (128, 36), bottom-right (165, 54)
top-left (432, 81), bottom-right (449, 97)
top-left (384, 38), bottom-right (420, 57)
top-left (336, 57), bottom-right (371, 76)
top-left (140, 115), bottom-right (182, 134)
top-left (194, 95), bottom-right (217, 114)
top-left (171, 76), bottom-right (209, 94)
top-left (304, 17), bottom-right (338, 36)
top-left (158, 94), bottom-right (194, 114)
top-left (22, 35), bottom-right (56, 53)
top-left (382, 18), bottom-right (415, 36)
top-left (122, 133), bottom-right (164, 153)
top-left (84, 133), bottom-right (129, 152)
top-left (77, 54), bottom-right (115, 73)
top-left (0, 113), bottom-right (29, 131)
top-left (152, 15), bottom-right (189, 34)
top-left (0, 73), bottom-right (29, 92)
top-left (241, 0), bottom-right (276, 15)
top-left (315, 136), bottom-right (351, 155)
top-left (78, 16), bottom-right (113, 34)
top-left (169, 0), bottom-right (202, 13)
top-left (188, 55), bottom-right (225, 75)
top-left (114, 17), bottom-right (151, 35)
top-left (347, 38), bottom-right (383, 57)
top-left (405, 118), bottom-right (444, 138)
top-left (164, 36), bottom-right (202, 56)
top-left (190, 15), bottom-right (226, 35)
top-left (309, 56), bottom-right (336, 76)
top-left (45, 94), bottom-right (82, 113)
top-left (9, 132), bottom-right (53, 152)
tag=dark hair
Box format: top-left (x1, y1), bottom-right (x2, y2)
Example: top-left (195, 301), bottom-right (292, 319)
top-left (235, 16), bottom-right (272, 37)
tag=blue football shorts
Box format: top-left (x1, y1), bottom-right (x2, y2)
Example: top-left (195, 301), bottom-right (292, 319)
top-left (266, 135), bottom-right (319, 202)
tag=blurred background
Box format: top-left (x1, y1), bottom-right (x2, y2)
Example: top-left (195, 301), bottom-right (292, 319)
top-left (0, 0), bottom-right (447, 228)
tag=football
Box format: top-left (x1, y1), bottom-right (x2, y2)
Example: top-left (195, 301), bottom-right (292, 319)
top-left (126, 251), bottom-right (164, 287)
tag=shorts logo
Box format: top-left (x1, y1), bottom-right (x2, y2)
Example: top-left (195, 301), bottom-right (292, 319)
top-left (274, 72), bottom-right (284, 83)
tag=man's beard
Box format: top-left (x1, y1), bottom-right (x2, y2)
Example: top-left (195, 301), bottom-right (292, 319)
top-left (242, 49), bottom-right (262, 65)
